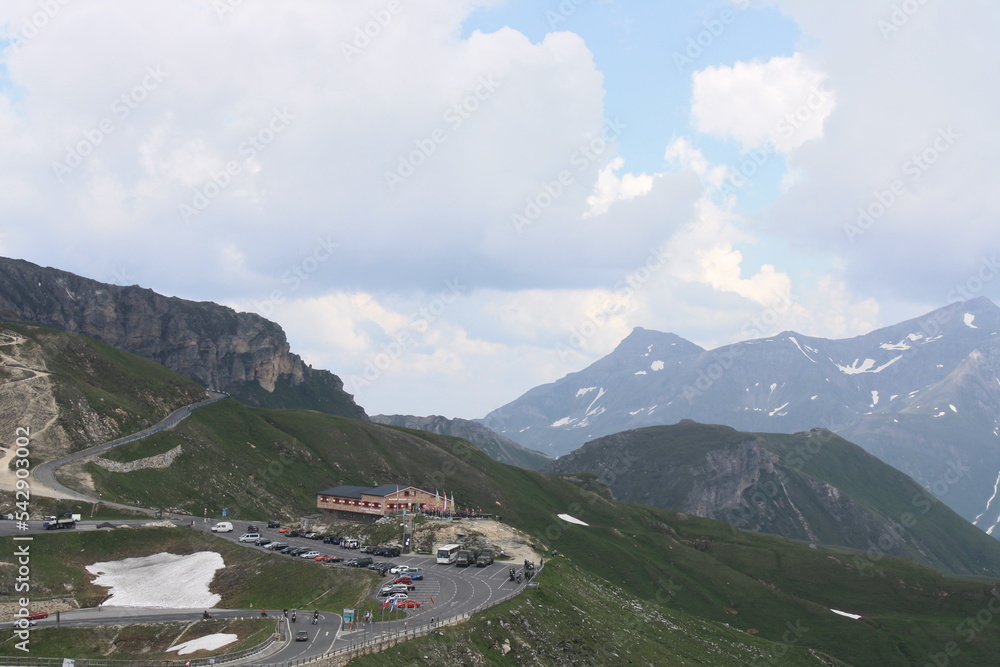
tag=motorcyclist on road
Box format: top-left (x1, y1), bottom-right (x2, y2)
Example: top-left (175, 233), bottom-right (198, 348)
top-left (313, 610), bottom-right (319, 625)
top-left (291, 611), bottom-right (296, 623)
top-left (203, 611), bottom-right (211, 619)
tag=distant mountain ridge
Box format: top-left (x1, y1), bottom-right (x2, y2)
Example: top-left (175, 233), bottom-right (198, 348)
top-left (371, 414), bottom-right (552, 470)
top-left (0, 256), bottom-right (366, 419)
top-left (483, 298), bottom-right (1000, 529)
top-left (546, 420), bottom-right (1000, 578)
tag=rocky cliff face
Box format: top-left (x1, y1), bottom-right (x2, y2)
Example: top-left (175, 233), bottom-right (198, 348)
top-left (0, 257), bottom-right (366, 419)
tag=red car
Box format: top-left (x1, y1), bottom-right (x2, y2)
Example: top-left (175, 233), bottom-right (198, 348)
top-left (397, 599), bottom-right (421, 608)
top-left (27, 612), bottom-right (48, 620)
top-left (394, 576), bottom-right (413, 585)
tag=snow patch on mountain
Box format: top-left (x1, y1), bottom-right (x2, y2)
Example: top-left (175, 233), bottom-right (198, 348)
top-left (634, 371), bottom-right (647, 375)
top-left (835, 356), bottom-right (903, 375)
top-left (870, 391), bottom-right (879, 407)
top-left (576, 387), bottom-right (597, 398)
top-left (551, 417), bottom-right (576, 427)
top-left (788, 336), bottom-right (817, 362)
top-left (880, 339), bottom-right (911, 350)
top-left (650, 360), bottom-right (665, 371)
top-left (770, 402), bottom-right (790, 417)
top-left (965, 313), bottom-right (978, 328)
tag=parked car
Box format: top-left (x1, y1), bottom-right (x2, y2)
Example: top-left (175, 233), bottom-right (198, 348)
top-left (295, 630), bottom-right (308, 642)
top-left (239, 533), bottom-right (261, 543)
top-left (299, 550), bottom-right (321, 559)
top-left (246, 525), bottom-right (259, 533)
top-left (304, 532), bottom-right (320, 540)
top-left (255, 538), bottom-right (272, 546)
top-left (267, 520), bottom-right (281, 528)
top-left (406, 568), bottom-right (424, 580)
top-left (393, 577), bottom-right (416, 590)
top-left (266, 541), bottom-right (288, 551)
top-left (347, 556), bottom-right (373, 567)
top-left (342, 539), bottom-right (360, 549)
top-left (397, 599), bottom-right (422, 608)
top-left (280, 546), bottom-right (301, 554)
top-left (379, 583), bottom-right (411, 597)
top-left (317, 555), bottom-right (342, 563)
top-left (389, 565), bottom-right (410, 575)
top-left (27, 612), bottom-right (48, 620)
top-left (287, 547), bottom-right (310, 556)
top-left (322, 535), bottom-right (341, 545)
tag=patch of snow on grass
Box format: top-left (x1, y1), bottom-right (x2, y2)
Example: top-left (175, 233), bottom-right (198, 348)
top-left (830, 609), bottom-right (861, 620)
top-left (86, 552), bottom-right (223, 608)
top-left (557, 514), bottom-right (589, 526)
top-left (169, 634), bottom-right (238, 655)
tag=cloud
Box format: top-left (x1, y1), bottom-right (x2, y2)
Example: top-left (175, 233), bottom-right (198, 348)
top-left (584, 157), bottom-right (655, 217)
top-left (691, 53), bottom-right (835, 153)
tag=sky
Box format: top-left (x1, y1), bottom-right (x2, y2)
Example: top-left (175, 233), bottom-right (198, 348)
top-left (1, 0), bottom-right (997, 419)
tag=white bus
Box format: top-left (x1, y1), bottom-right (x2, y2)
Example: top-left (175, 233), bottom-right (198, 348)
top-left (436, 543), bottom-right (461, 564)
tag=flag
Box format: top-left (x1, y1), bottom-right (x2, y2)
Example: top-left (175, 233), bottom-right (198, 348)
top-left (430, 596), bottom-right (435, 604)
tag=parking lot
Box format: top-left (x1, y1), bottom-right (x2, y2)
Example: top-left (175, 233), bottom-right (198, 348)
top-left (195, 520), bottom-right (532, 622)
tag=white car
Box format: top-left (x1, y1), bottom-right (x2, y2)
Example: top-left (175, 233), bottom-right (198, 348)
top-left (299, 550), bottom-right (321, 559)
top-left (239, 533), bottom-right (260, 542)
top-left (211, 522), bottom-right (233, 533)
top-left (389, 565), bottom-right (410, 575)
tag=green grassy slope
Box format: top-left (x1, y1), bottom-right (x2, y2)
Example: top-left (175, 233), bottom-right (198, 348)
top-left (546, 421), bottom-right (1000, 579)
top-left (81, 404), bottom-right (1000, 666)
top-left (2, 322), bottom-right (206, 448)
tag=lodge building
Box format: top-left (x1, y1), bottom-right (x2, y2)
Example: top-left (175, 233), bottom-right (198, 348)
top-left (316, 484), bottom-right (440, 522)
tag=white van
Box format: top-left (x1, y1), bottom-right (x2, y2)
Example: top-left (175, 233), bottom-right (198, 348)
top-left (239, 532), bottom-right (261, 542)
top-left (211, 522), bottom-right (234, 533)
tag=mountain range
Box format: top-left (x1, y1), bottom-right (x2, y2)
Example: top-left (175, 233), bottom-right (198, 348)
top-left (483, 298), bottom-right (1000, 529)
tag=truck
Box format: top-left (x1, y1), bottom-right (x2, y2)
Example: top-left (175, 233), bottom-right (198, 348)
top-left (476, 550), bottom-right (494, 567)
top-left (455, 550), bottom-right (474, 567)
top-left (42, 514), bottom-right (76, 530)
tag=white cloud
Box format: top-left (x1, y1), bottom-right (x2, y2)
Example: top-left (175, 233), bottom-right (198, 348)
top-left (691, 53), bottom-right (835, 154)
top-left (584, 157), bottom-right (655, 217)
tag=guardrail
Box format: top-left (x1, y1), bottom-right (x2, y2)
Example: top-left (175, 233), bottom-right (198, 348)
top-left (245, 565), bottom-right (543, 667)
